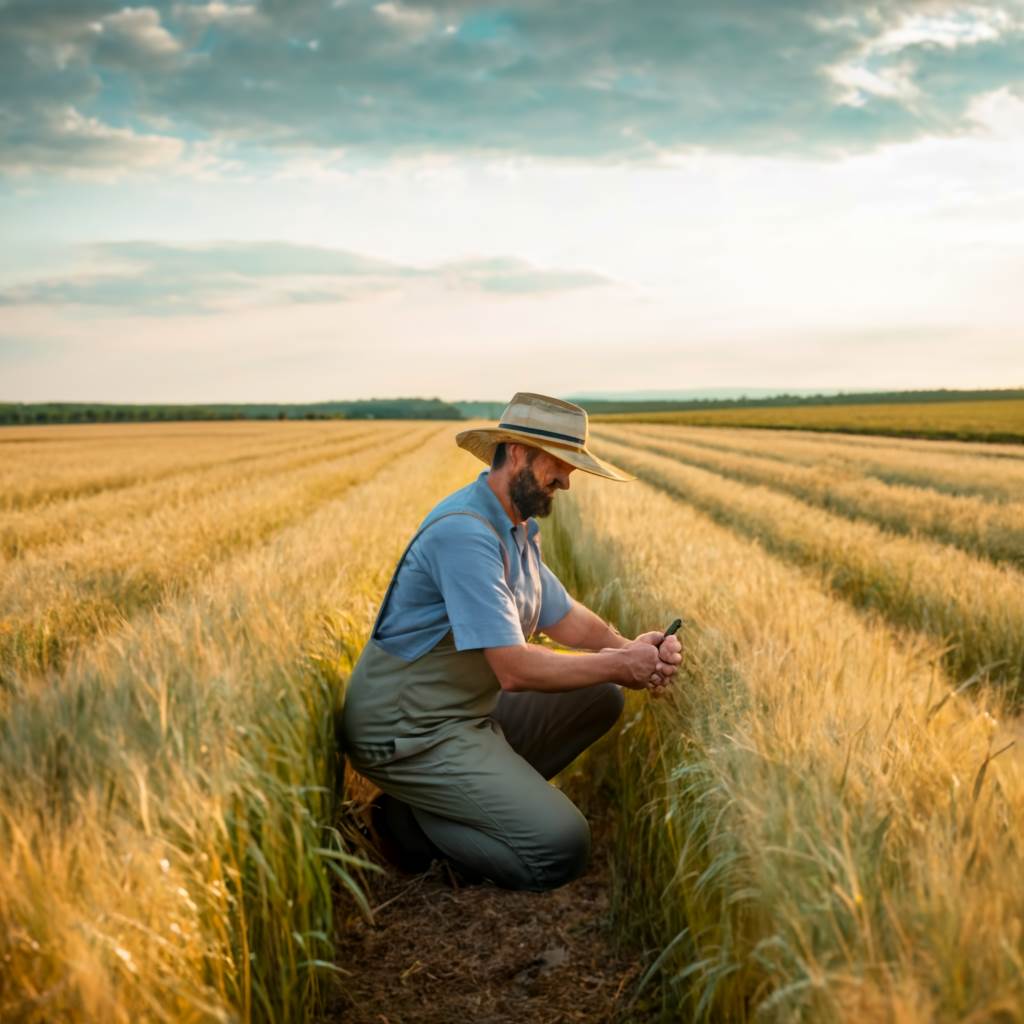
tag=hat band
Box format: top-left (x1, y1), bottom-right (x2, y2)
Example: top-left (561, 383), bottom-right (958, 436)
top-left (498, 421), bottom-right (585, 446)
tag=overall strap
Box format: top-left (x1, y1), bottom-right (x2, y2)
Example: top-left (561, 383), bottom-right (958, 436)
top-left (524, 541), bottom-right (542, 639)
top-left (370, 510), bottom-right (511, 640)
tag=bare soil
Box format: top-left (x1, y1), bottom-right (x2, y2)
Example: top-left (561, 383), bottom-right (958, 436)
top-left (324, 776), bottom-right (657, 1024)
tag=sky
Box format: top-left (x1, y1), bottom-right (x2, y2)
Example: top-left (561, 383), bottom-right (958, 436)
top-left (1, 0), bottom-right (1023, 403)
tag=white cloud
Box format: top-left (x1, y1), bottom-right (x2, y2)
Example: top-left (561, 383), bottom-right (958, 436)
top-left (99, 6), bottom-right (182, 60)
top-left (270, 150), bottom-right (354, 184)
top-left (373, 2), bottom-right (435, 35)
top-left (829, 60), bottom-right (921, 106)
top-left (824, 4), bottom-right (1019, 111)
top-left (0, 241), bottom-right (610, 316)
top-left (171, 2), bottom-right (265, 30)
top-left (872, 7), bottom-right (1013, 54)
top-left (966, 84), bottom-right (1024, 136)
top-left (0, 107), bottom-right (184, 179)
top-left (170, 139), bottom-right (251, 182)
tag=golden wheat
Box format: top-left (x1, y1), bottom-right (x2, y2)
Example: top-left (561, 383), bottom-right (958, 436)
top-left (591, 432), bottom-right (1024, 695)
top-left (0, 421), bottom-right (363, 511)
top-left (0, 426), bottom-right (438, 684)
top-left (593, 425), bottom-right (1024, 567)
top-left (547, 470), bottom-right (1024, 1022)
top-left (596, 397), bottom-right (1024, 443)
top-left (611, 422), bottom-right (1024, 502)
top-left (0, 421), bottom-right (479, 1023)
top-left (6, 417), bottom-right (1023, 1023)
top-left (0, 425), bottom-right (389, 560)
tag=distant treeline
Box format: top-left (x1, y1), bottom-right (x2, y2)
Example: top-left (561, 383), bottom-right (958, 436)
top-left (4, 389), bottom-right (1020, 427)
top-left (573, 388), bottom-right (1024, 416)
top-left (0, 398), bottom-right (464, 426)
top-left (454, 401), bottom-right (507, 419)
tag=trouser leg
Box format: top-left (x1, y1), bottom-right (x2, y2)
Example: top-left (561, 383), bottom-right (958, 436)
top-left (348, 683), bottom-right (623, 890)
top-left (353, 721), bottom-right (591, 891)
top-left (409, 806), bottom-right (571, 889)
top-left (491, 682), bottom-right (625, 779)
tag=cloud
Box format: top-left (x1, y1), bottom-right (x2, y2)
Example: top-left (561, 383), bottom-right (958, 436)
top-left (95, 6), bottom-right (183, 68)
top-left (1, 1), bottom-right (1023, 178)
top-left (171, 2), bottom-right (266, 30)
top-left (0, 107), bottom-right (185, 178)
top-left (372, 1), bottom-right (435, 36)
top-left (438, 258), bottom-right (607, 293)
top-left (825, 5), bottom-right (1022, 111)
top-left (0, 240), bottom-right (612, 314)
top-left (0, 2), bottom-right (185, 176)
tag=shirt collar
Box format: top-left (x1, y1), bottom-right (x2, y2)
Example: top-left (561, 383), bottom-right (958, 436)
top-left (473, 470), bottom-right (539, 555)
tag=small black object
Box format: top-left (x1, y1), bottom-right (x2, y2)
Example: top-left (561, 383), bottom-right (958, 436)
top-left (663, 617), bottom-right (682, 639)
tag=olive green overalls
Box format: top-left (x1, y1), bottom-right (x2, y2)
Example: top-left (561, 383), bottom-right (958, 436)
top-left (341, 510), bottom-right (624, 891)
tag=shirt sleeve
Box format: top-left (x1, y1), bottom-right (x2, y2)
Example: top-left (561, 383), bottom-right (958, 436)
top-left (537, 559), bottom-right (574, 630)
top-left (415, 515), bottom-right (525, 651)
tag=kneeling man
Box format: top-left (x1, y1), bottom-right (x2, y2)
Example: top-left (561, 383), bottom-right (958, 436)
top-left (341, 392), bottom-right (681, 891)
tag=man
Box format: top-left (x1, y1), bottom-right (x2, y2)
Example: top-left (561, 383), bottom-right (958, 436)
top-left (341, 392), bottom-right (682, 892)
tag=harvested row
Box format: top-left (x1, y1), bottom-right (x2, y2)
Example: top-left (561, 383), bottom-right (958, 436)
top-left (0, 421), bottom-right (371, 511)
top-left (546, 471), bottom-right (1024, 1022)
top-left (595, 425), bottom-right (1024, 568)
top-left (0, 425), bottom-right (392, 560)
top-left (613, 423), bottom-right (1024, 503)
top-left (0, 426), bottom-right (441, 685)
top-left (0, 426), bottom-right (478, 1024)
top-left (593, 434), bottom-right (1024, 697)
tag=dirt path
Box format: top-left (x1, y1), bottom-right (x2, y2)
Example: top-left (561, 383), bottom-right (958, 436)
top-left (325, 790), bottom-right (656, 1024)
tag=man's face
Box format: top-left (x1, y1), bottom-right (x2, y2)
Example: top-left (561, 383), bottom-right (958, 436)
top-left (508, 446), bottom-right (575, 519)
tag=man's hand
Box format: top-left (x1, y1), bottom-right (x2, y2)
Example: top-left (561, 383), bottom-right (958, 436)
top-left (633, 629), bottom-right (682, 699)
top-left (615, 631), bottom-right (682, 692)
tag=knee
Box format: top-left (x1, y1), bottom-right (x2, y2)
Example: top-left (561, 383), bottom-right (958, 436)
top-left (535, 809), bottom-right (591, 891)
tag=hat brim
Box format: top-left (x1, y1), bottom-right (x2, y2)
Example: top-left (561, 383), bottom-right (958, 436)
top-left (455, 427), bottom-right (635, 482)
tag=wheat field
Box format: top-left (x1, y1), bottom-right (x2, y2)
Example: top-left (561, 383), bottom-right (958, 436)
top-left (2, 420), bottom-right (1023, 1022)
top-left (0, 421), bottom-right (477, 1022)
top-left (597, 398), bottom-right (1024, 443)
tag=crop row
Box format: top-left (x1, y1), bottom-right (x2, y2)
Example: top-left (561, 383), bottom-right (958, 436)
top-left (595, 426), bottom-right (1024, 568)
top-left (0, 421), bottom-right (374, 511)
top-left (0, 425), bottom-right (393, 560)
top-left (614, 422), bottom-right (1024, 503)
top-left (0, 426), bottom-right (442, 687)
top-left (594, 432), bottom-right (1024, 698)
top-left (0, 427), bottom-right (476, 1023)
top-left (547, 469), bottom-right (1024, 1021)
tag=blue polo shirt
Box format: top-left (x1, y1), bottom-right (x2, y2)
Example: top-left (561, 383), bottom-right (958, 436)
top-left (372, 470), bottom-right (574, 661)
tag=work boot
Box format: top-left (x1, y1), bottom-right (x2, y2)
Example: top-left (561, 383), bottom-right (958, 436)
top-left (369, 792), bottom-right (442, 874)
top-left (438, 857), bottom-right (489, 890)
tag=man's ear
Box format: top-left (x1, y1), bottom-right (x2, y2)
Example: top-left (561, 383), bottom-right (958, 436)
top-left (507, 442), bottom-right (531, 469)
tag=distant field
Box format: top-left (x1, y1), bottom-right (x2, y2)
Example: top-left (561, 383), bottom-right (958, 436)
top-left (596, 397), bottom-right (1024, 442)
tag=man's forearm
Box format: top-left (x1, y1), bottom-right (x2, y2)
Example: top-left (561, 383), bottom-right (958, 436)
top-left (485, 642), bottom-right (629, 693)
top-left (542, 600), bottom-right (629, 651)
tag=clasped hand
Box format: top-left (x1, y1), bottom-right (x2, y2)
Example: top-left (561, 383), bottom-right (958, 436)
top-left (618, 630), bottom-right (682, 699)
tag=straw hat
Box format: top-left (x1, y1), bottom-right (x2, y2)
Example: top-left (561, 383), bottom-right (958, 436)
top-left (455, 392), bottom-right (634, 482)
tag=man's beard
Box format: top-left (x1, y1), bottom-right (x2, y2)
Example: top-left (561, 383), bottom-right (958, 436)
top-left (510, 463), bottom-right (555, 520)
